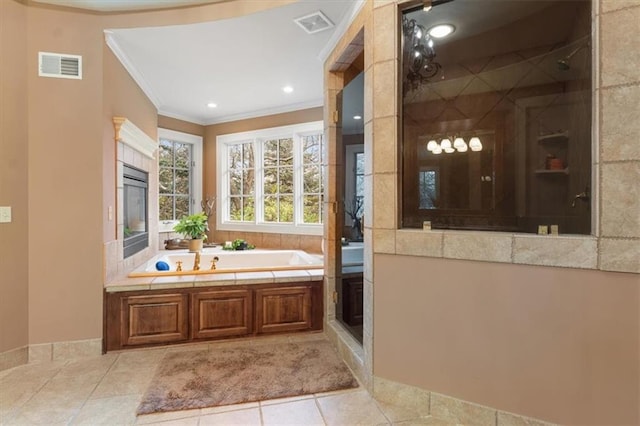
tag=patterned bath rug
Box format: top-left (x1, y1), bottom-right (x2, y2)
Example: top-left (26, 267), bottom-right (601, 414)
top-left (137, 338), bottom-right (359, 415)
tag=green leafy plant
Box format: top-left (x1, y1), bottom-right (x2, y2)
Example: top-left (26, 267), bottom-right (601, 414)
top-left (173, 212), bottom-right (208, 240)
top-left (222, 239), bottom-right (255, 251)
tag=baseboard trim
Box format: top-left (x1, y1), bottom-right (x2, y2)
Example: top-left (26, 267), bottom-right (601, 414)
top-left (0, 346), bottom-right (28, 371)
top-left (0, 338), bottom-right (102, 371)
top-left (373, 376), bottom-right (558, 426)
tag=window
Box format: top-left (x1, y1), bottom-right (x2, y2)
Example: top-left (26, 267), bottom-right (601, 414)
top-left (264, 138), bottom-right (294, 223)
top-left (401, 0), bottom-right (592, 234)
top-left (217, 121), bottom-right (324, 235)
top-left (158, 129), bottom-right (203, 232)
top-left (228, 142), bottom-right (255, 222)
top-left (302, 134), bottom-right (324, 224)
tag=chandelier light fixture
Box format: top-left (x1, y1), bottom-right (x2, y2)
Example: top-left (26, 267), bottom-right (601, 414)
top-left (402, 16), bottom-right (442, 92)
top-left (425, 135), bottom-right (483, 155)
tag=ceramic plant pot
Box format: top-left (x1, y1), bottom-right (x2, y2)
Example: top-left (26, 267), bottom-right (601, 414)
top-left (188, 238), bottom-right (204, 253)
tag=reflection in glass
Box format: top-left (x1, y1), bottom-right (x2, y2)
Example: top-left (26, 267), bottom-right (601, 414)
top-left (401, 0), bottom-right (592, 234)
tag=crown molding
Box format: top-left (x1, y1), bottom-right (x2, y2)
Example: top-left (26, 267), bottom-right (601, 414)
top-left (104, 30), bottom-right (162, 109)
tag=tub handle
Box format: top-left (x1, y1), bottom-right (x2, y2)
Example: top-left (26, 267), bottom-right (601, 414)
top-left (210, 256), bottom-right (219, 270)
top-left (176, 261), bottom-right (183, 272)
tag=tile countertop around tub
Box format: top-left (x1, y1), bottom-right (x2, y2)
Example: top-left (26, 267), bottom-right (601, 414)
top-left (105, 268), bottom-right (325, 293)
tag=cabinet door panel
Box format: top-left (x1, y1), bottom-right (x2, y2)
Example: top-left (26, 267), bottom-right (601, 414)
top-left (255, 286), bottom-right (311, 334)
top-left (121, 293), bottom-right (188, 346)
top-left (191, 290), bottom-right (252, 339)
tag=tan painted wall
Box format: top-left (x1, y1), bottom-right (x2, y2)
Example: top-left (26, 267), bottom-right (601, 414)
top-left (374, 255), bottom-right (639, 425)
top-left (103, 47), bottom-right (158, 243)
top-left (203, 107), bottom-right (323, 250)
top-left (0, 0), bottom-right (29, 353)
top-left (26, 6), bottom-right (105, 344)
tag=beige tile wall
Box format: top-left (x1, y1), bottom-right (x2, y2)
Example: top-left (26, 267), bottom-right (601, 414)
top-left (360, 0), bottom-right (640, 276)
top-left (324, 0), bottom-right (639, 423)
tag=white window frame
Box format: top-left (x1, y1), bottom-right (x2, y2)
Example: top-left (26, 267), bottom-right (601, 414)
top-left (157, 128), bottom-right (203, 232)
top-left (217, 121), bottom-right (324, 236)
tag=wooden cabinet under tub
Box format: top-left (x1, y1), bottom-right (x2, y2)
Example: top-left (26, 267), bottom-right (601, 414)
top-left (105, 280), bottom-right (323, 351)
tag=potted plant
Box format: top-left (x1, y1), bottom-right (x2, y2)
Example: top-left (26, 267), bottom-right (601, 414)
top-left (173, 212), bottom-right (208, 252)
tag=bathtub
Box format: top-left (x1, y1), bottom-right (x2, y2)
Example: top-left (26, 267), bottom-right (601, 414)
top-left (128, 248), bottom-right (323, 277)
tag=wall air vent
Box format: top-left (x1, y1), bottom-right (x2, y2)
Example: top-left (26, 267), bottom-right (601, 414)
top-left (38, 52), bottom-right (82, 79)
top-left (294, 11), bottom-right (334, 35)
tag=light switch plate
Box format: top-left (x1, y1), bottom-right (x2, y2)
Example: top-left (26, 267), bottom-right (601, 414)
top-left (0, 206), bottom-right (12, 223)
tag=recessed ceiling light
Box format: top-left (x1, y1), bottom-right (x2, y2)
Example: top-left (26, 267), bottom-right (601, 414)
top-left (282, 86), bottom-right (294, 94)
top-left (207, 102), bottom-right (217, 108)
top-left (428, 24), bottom-right (455, 39)
top-left (353, 115), bottom-right (362, 120)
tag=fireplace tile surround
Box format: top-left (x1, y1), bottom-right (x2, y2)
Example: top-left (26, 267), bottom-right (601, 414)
top-left (104, 118), bottom-right (159, 283)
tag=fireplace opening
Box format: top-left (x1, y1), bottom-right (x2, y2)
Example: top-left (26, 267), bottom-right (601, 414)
top-left (123, 164), bottom-right (148, 258)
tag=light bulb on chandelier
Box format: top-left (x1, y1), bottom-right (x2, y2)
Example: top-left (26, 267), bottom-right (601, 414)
top-left (469, 137), bottom-right (483, 152)
top-left (424, 135), bottom-right (482, 154)
top-left (453, 137), bottom-right (467, 151)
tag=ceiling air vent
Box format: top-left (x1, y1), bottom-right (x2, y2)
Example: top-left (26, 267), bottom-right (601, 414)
top-left (294, 11), bottom-right (334, 35)
top-left (38, 52), bottom-right (82, 79)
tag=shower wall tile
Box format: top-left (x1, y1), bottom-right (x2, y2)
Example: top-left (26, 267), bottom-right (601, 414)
top-left (600, 0), bottom-right (640, 13)
top-left (373, 60), bottom-right (397, 118)
top-left (373, 116), bottom-right (397, 174)
top-left (600, 5), bottom-right (640, 87)
top-left (395, 230), bottom-right (442, 257)
top-left (600, 162), bottom-right (640, 238)
top-left (364, 121), bottom-right (374, 176)
top-left (373, 4), bottom-right (396, 63)
top-left (513, 235), bottom-right (598, 269)
top-left (373, 228), bottom-right (396, 254)
top-left (363, 278), bottom-right (374, 337)
top-left (364, 67), bottom-right (373, 125)
top-left (443, 232), bottom-right (512, 263)
top-left (364, 227), bottom-right (374, 283)
top-left (364, 174), bottom-right (374, 223)
top-left (600, 84), bottom-right (640, 161)
top-left (372, 173), bottom-right (397, 229)
top-left (599, 237), bottom-right (640, 273)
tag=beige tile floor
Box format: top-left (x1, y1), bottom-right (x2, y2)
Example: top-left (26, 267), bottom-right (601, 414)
top-left (0, 335), bottom-right (455, 426)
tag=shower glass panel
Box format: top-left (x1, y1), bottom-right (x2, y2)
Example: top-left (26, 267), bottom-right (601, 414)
top-left (401, 0), bottom-right (592, 234)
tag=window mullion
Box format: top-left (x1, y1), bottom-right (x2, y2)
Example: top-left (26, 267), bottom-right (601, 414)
top-left (293, 133), bottom-right (302, 226)
top-left (255, 139), bottom-right (264, 225)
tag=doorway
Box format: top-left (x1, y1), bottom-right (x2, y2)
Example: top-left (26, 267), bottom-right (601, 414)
top-left (333, 51), bottom-right (365, 344)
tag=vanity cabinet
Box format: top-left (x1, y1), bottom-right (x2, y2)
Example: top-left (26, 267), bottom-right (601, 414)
top-left (105, 280), bottom-right (323, 351)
